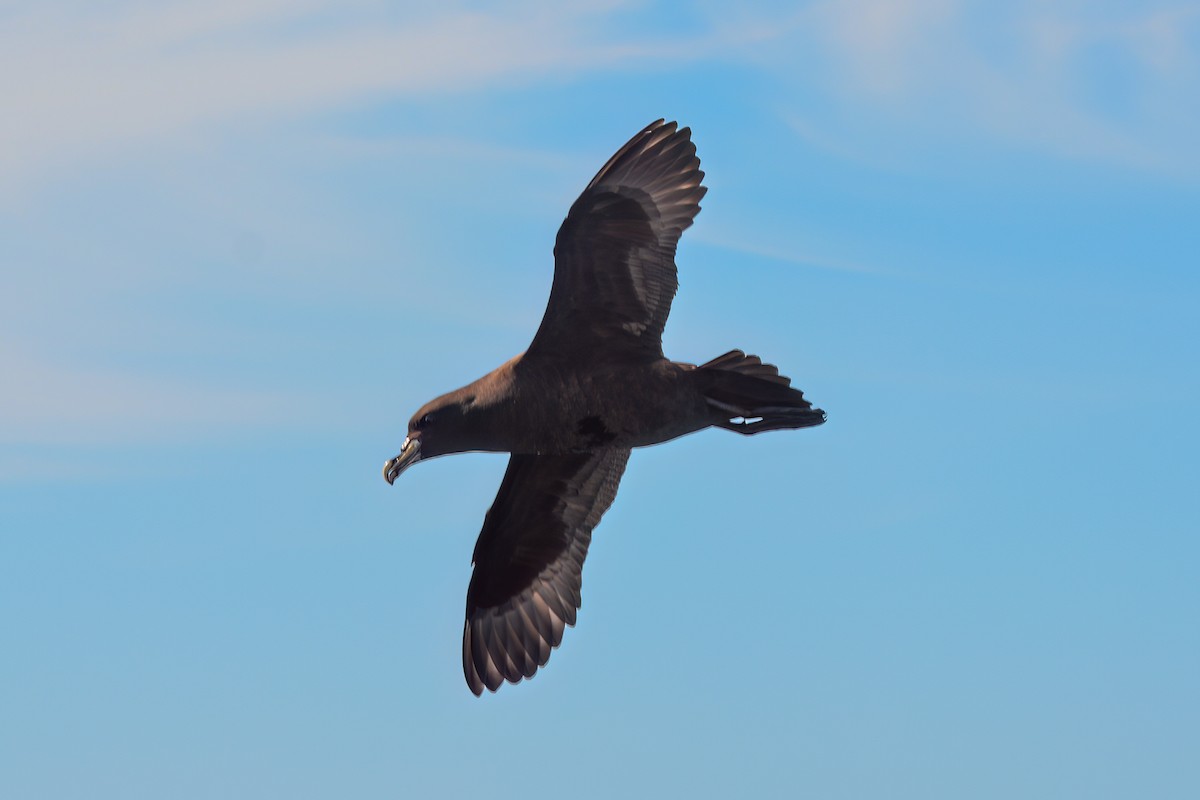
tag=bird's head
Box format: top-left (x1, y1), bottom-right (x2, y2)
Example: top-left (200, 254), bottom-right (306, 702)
top-left (382, 390), bottom-right (478, 485)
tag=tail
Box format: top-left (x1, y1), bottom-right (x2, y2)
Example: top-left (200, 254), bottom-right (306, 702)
top-left (696, 350), bottom-right (826, 435)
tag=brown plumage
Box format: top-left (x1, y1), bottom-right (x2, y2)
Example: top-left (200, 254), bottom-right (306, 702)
top-left (383, 120), bottom-right (825, 695)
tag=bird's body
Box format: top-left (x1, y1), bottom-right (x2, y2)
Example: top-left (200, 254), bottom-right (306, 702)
top-left (384, 120), bottom-right (826, 694)
top-left (411, 354), bottom-right (714, 455)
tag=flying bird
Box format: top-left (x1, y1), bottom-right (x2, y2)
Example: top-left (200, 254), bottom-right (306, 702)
top-left (383, 120), bottom-right (826, 695)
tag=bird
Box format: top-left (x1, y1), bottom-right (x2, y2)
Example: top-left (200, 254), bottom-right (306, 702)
top-left (383, 119), bottom-right (826, 695)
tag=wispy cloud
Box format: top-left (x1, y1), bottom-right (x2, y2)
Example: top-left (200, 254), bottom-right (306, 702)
top-left (806, 0), bottom-right (961, 101)
top-left (6, 0), bottom-right (1196, 184)
top-left (750, 0), bottom-right (1200, 175)
top-left (0, 343), bottom-right (316, 446)
top-left (692, 230), bottom-right (896, 278)
top-left (5, 0), bottom-right (1195, 466)
top-left (0, 0), bottom-right (720, 187)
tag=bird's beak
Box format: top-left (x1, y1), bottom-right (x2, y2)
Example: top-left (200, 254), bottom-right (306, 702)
top-left (383, 436), bottom-right (422, 485)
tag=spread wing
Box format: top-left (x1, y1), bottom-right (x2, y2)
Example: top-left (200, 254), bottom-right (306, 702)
top-left (526, 119), bottom-right (706, 361)
top-left (463, 449), bottom-right (631, 695)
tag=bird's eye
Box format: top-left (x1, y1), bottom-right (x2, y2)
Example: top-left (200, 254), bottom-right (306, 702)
top-left (419, 413), bottom-right (434, 428)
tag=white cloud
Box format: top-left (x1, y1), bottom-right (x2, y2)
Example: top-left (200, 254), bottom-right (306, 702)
top-left (752, 0), bottom-right (1200, 174)
top-left (4, 0), bottom-right (1194, 463)
top-left (692, 230), bottom-right (893, 277)
top-left (806, 0), bottom-right (961, 101)
top-left (4, 0), bottom-right (1195, 185)
top-left (0, 342), bottom-right (317, 446)
top-left (0, 0), bottom-right (711, 187)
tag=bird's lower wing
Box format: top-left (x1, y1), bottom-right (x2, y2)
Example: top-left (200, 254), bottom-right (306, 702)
top-left (463, 448), bottom-right (631, 695)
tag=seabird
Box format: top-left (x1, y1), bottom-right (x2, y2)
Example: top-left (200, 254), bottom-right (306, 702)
top-left (383, 119), bottom-right (826, 695)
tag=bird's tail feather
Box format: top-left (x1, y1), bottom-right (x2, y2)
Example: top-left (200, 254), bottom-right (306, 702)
top-left (697, 350), bottom-right (826, 434)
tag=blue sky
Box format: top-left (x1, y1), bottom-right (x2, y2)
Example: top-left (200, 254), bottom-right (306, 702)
top-left (3, 1), bottom-right (1198, 797)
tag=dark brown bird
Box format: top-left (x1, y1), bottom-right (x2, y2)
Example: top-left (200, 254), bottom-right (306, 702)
top-left (383, 120), bottom-right (825, 695)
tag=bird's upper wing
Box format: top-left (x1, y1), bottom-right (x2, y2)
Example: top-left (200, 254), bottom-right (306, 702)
top-left (463, 448), bottom-right (631, 695)
top-left (526, 120), bottom-right (706, 361)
